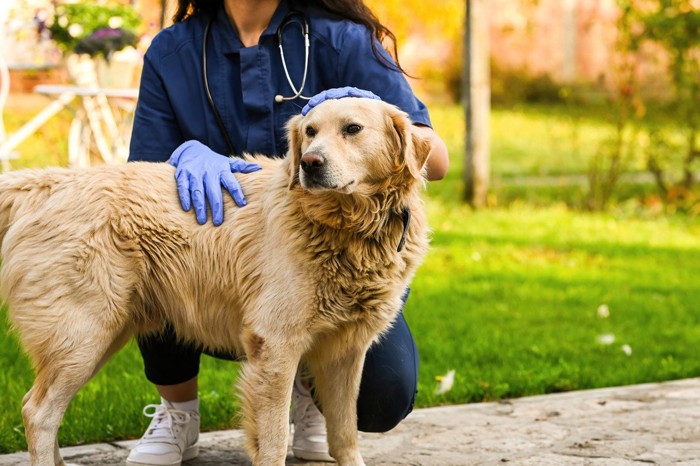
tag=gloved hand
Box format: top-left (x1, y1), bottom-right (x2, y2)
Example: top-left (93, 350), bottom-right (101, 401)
top-left (301, 87), bottom-right (381, 116)
top-left (168, 140), bottom-right (261, 226)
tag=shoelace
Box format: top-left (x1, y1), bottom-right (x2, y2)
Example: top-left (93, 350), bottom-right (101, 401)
top-left (141, 404), bottom-right (194, 442)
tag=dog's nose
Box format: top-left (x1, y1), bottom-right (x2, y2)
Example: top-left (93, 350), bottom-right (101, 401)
top-left (300, 151), bottom-right (326, 174)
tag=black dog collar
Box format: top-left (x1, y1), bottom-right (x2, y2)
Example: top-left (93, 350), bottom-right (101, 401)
top-left (397, 207), bottom-right (411, 252)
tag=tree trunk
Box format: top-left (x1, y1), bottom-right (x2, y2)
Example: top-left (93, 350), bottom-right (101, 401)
top-left (463, 0), bottom-right (490, 207)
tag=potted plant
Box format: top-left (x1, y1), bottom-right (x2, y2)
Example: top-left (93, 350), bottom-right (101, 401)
top-left (48, 1), bottom-right (142, 88)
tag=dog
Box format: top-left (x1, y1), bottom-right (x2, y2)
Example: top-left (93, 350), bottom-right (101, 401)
top-left (0, 97), bottom-right (430, 466)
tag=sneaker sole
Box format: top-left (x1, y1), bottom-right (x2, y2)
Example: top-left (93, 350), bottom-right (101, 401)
top-left (292, 447), bottom-right (335, 462)
top-left (183, 443), bottom-right (199, 462)
top-left (125, 443), bottom-right (199, 466)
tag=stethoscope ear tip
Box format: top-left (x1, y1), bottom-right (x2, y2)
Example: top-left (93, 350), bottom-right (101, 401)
top-left (274, 95), bottom-right (284, 103)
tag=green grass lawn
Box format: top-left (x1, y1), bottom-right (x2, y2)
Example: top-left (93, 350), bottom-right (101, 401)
top-left (1, 99), bottom-right (699, 453)
top-left (413, 200), bottom-right (700, 406)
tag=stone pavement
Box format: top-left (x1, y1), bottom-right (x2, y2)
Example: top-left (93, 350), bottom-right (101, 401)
top-left (2, 378), bottom-right (699, 466)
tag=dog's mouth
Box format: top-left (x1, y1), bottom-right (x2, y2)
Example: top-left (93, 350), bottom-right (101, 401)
top-left (301, 175), bottom-right (356, 193)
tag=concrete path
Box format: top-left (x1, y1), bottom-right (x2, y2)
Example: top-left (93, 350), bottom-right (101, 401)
top-left (2, 378), bottom-right (699, 465)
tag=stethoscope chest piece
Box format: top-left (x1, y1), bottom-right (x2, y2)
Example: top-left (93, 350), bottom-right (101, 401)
top-left (274, 11), bottom-right (311, 103)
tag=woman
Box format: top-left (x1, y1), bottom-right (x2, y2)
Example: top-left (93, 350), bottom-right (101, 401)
top-left (126, 0), bottom-right (449, 464)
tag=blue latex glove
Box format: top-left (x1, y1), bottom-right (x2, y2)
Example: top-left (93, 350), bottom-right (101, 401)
top-left (301, 87), bottom-right (381, 116)
top-left (168, 140), bottom-right (261, 226)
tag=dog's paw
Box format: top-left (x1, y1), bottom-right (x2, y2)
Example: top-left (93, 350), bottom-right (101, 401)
top-left (334, 452), bottom-right (365, 466)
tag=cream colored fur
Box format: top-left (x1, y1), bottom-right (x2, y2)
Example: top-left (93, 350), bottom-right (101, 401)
top-left (0, 99), bottom-right (430, 466)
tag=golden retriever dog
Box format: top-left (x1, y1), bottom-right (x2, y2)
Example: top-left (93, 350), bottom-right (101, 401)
top-left (0, 97), bottom-right (430, 466)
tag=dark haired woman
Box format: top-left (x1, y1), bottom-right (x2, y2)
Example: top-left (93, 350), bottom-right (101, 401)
top-left (126, 0), bottom-right (448, 464)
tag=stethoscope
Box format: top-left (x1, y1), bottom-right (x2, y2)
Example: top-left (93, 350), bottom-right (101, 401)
top-left (274, 11), bottom-right (311, 103)
top-left (203, 9), bottom-right (311, 155)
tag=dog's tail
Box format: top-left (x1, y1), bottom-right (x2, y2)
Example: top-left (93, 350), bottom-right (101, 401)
top-left (0, 167), bottom-right (75, 246)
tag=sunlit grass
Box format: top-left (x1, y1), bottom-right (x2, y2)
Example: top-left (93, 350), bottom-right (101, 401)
top-left (1, 94), bottom-right (72, 169)
top-left (1, 97), bottom-right (699, 453)
top-left (411, 201), bottom-right (700, 406)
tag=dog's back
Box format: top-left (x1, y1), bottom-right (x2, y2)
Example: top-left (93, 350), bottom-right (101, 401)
top-left (0, 161), bottom-right (280, 361)
top-left (0, 167), bottom-right (77, 245)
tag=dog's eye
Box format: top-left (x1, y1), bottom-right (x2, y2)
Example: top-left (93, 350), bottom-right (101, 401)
top-left (344, 124), bottom-right (363, 135)
top-left (305, 126), bottom-right (317, 138)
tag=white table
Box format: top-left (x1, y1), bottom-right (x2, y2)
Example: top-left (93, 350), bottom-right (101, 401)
top-left (0, 56), bottom-right (138, 169)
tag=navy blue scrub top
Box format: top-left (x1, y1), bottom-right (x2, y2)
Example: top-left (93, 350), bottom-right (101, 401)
top-left (128, 0), bottom-right (432, 162)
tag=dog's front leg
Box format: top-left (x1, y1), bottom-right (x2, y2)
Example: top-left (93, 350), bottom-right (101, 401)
top-left (238, 330), bottom-right (305, 466)
top-left (310, 343), bottom-right (368, 466)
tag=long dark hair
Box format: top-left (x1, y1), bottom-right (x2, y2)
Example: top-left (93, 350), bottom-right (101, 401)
top-left (172, 0), bottom-right (406, 74)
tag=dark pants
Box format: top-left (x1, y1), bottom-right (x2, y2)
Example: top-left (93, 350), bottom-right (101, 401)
top-left (138, 294), bottom-right (419, 433)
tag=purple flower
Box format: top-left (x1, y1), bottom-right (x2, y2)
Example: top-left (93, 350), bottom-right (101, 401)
top-left (73, 27), bottom-right (136, 59)
top-left (89, 28), bottom-right (126, 40)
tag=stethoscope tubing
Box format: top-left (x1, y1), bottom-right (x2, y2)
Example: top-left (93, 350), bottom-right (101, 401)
top-left (275, 11), bottom-right (311, 102)
top-left (203, 16), bottom-right (238, 155)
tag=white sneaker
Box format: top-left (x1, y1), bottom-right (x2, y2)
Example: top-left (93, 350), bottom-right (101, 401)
top-left (126, 399), bottom-right (200, 466)
top-left (291, 377), bottom-right (335, 462)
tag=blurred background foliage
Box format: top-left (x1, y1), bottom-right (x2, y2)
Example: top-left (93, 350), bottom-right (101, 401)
top-left (366, 0), bottom-right (465, 102)
top-left (48, 1), bottom-right (141, 55)
top-left (366, 0), bottom-right (699, 215)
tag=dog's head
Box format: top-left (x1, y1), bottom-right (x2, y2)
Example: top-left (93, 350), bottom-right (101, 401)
top-left (285, 98), bottom-right (431, 195)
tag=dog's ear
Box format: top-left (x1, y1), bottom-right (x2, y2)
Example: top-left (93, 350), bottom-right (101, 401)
top-left (409, 129), bottom-right (432, 180)
top-left (388, 108), bottom-right (430, 180)
top-left (286, 114), bottom-right (304, 190)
